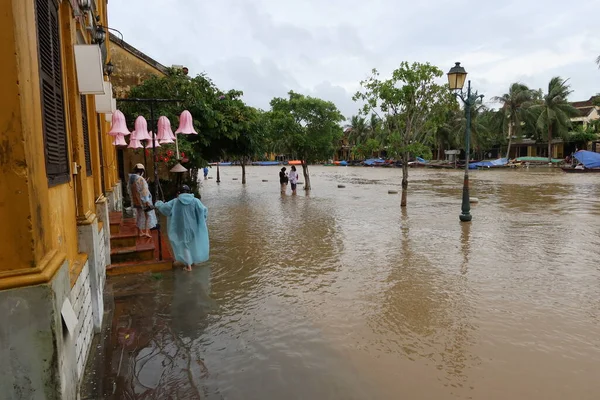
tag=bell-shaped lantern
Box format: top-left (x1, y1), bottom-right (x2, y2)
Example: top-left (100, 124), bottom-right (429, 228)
top-left (112, 134), bottom-right (127, 146)
top-left (131, 116), bottom-right (152, 141)
top-left (145, 136), bottom-right (161, 148)
top-left (170, 162), bottom-right (188, 173)
top-left (159, 137), bottom-right (175, 145)
top-left (175, 110), bottom-right (198, 135)
top-left (127, 138), bottom-right (143, 149)
top-left (156, 116), bottom-right (175, 140)
top-left (108, 110), bottom-right (130, 136)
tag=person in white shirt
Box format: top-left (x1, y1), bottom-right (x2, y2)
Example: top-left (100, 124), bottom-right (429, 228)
top-left (288, 165), bottom-right (299, 195)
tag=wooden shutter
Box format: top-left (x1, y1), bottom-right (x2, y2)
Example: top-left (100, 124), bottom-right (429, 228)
top-left (36, 0), bottom-right (70, 186)
top-left (80, 95), bottom-right (92, 176)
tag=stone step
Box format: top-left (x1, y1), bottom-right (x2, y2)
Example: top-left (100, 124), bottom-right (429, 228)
top-left (110, 232), bottom-right (138, 248)
top-left (110, 241), bottom-right (155, 264)
top-left (106, 259), bottom-right (173, 276)
top-left (109, 212), bottom-right (123, 234)
top-left (110, 223), bottom-right (138, 248)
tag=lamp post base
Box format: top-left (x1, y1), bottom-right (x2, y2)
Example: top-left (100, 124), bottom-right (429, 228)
top-left (459, 213), bottom-right (472, 222)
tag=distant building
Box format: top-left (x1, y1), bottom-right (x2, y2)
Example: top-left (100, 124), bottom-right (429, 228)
top-left (570, 96), bottom-right (600, 128)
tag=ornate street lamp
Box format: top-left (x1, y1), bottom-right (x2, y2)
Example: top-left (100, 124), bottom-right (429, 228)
top-left (104, 61), bottom-right (114, 77)
top-left (447, 62), bottom-right (482, 222)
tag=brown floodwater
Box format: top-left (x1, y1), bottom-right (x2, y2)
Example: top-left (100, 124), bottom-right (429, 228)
top-left (87, 166), bottom-right (600, 400)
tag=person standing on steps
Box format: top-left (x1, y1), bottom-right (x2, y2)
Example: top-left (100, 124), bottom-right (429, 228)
top-left (288, 165), bottom-right (299, 195)
top-left (155, 185), bottom-right (210, 272)
top-left (279, 167), bottom-right (289, 194)
top-left (128, 163), bottom-right (157, 238)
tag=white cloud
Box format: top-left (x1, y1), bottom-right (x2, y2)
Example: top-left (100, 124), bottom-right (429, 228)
top-left (108, 0), bottom-right (600, 118)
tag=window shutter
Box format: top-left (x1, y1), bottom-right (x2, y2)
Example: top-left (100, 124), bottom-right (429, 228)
top-left (80, 95), bottom-right (92, 176)
top-left (36, 0), bottom-right (70, 186)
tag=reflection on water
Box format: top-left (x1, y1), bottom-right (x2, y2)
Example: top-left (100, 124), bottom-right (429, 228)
top-left (89, 167), bottom-right (600, 400)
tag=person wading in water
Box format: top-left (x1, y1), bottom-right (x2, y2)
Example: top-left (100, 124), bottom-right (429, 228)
top-left (279, 167), bottom-right (289, 194)
top-left (128, 163), bottom-right (157, 238)
top-left (288, 165), bottom-right (299, 195)
top-left (155, 185), bottom-right (209, 272)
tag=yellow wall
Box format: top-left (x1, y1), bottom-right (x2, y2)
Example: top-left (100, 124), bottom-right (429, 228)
top-left (0, 0), bottom-right (117, 290)
top-left (109, 39), bottom-right (167, 98)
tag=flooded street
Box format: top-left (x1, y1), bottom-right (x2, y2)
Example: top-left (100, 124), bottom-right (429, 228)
top-left (87, 166), bottom-right (600, 399)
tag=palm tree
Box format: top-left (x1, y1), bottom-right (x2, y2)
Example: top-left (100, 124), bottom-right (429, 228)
top-left (531, 77), bottom-right (580, 162)
top-left (347, 115), bottom-right (370, 146)
top-left (492, 83), bottom-right (533, 159)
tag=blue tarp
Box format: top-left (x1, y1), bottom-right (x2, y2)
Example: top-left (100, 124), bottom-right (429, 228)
top-left (469, 158), bottom-right (508, 169)
top-left (339, 160), bottom-right (348, 166)
top-left (364, 158), bottom-right (386, 166)
top-left (574, 150), bottom-right (600, 168)
top-left (416, 157), bottom-right (428, 164)
top-left (255, 161), bottom-right (280, 166)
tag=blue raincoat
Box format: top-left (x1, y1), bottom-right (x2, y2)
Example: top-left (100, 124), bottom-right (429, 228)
top-left (155, 194), bottom-right (209, 265)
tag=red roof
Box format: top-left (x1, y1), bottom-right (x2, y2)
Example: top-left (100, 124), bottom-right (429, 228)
top-left (570, 96), bottom-right (599, 109)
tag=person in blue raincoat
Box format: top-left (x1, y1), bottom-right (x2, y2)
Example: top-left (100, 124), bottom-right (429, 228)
top-left (155, 185), bottom-right (209, 271)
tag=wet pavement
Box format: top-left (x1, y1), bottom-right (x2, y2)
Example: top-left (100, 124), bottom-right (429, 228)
top-left (83, 166), bottom-right (600, 399)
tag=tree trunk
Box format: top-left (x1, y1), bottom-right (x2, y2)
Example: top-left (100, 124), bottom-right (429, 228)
top-left (401, 151), bottom-right (409, 207)
top-left (547, 124), bottom-right (553, 163)
top-left (505, 123), bottom-right (513, 160)
top-left (216, 163), bottom-right (221, 183)
top-left (301, 161), bottom-right (311, 190)
top-left (241, 158), bottom-right (246, 184)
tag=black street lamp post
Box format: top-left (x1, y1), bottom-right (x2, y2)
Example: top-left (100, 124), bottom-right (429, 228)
top-left (447, 62), bottom-right (483, 222)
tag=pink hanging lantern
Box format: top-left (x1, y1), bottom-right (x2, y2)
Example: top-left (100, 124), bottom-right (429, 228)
top-left (127, 138), bottom-right (143, 149)
top-left (156, 116), bottom-right (175, 140)
top-left (108, 110), bottom-right (130, 136)
top-left (131, 116), bottom-right (152, 141)
top-left (145, 135), bottom-right (161, 148)
top-left (159, 136), bottom-right (175, 145)
top-left (112, 134), bottom-right (127, 146)
top-left (175, 110), bottom-right (198, 135)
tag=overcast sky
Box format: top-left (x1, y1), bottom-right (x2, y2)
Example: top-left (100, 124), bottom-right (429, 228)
top-left (109, 0), bottom-right (599, 118)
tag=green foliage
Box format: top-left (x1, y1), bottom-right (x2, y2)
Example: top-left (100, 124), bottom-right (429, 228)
top-left (353, 62), bottom-right (448, 161)
top-left (352, 138), bottom-right (381, 159)
top-left (531, 77), bottom-right (580, 138)
top-left (120, 69), bottom-right (242, 170)
top-left (268, 91), bottom-right (345, 163)
top-left (226, 107), bottom-right (269, 163)
top-left (567, 125), bottom-right (598, 144)
top-left (492, 82), bottom-right (534, 140)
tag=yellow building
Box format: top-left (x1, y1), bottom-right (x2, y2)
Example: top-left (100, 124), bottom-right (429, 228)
top-left (0, 0), bottom-right (121, 398)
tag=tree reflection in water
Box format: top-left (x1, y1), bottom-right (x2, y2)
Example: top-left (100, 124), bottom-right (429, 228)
top-left (367, 207), bottom-right (478, 389)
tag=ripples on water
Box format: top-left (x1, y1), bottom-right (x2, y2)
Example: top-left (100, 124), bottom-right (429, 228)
top-left (102, 166), bottom-right (600, 400)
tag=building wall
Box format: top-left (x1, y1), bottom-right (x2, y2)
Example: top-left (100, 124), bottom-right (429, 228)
top-left (0, 0), bottom-right (119, 397)
top-left (109, 36), bottom-right (167, 99)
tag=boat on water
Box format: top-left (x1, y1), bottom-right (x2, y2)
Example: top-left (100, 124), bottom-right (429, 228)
top-left (287, 160), bottom-right (302, 165)
top-left (469, 158), bottom-right (508, 170)
top-left (363, 158), bottom-right (387, 166)
top-left (561, 150), bottom-right (600, 173)
top-left (252, 161), bottom-right (281, 166)
top-left (516, 156), bottom-right (563, 165)
top-left (209, 162), bottom-right (232, 166)
top-left (408, 157), bottom-right (429, 168)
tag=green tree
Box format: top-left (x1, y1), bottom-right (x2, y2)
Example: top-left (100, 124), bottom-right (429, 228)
top-left (352, 138), bottom-right (381, 159)
top-left (269, 91), bottom-right (344, 190)
top-left (492, 83), bottom-right (534, 159)
top-left (347, 115), bottom-right (370, 146)
top-left (226, 107), bottom-right (268, 184)
top-left (354, 62), bottom-right (448, 206)
top-left (531, 77), bottom-right (580, 162)
top-left (122, 69), bottom-right (241, 189)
